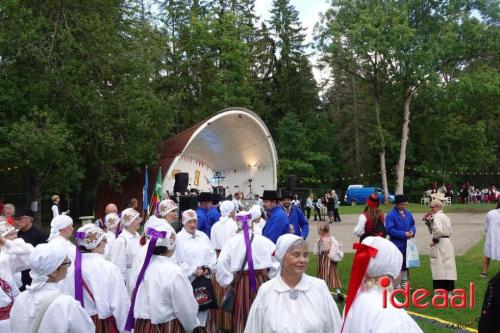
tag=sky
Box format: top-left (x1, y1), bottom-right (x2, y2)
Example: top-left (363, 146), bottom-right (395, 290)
top-left (254, 0), bottom-right (331, 84)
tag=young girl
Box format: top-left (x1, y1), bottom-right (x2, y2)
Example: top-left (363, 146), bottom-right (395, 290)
top-left (313, 222), bottom-right (343, 301)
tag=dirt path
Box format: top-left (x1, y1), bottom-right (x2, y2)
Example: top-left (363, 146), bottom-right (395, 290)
top-left (306, 212), bottom-right (486, 255)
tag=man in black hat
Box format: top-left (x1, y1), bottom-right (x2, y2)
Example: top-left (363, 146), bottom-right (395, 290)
top-left (208, 193), bottom-right (222, 226)
top-left (13, 208), bottom-right (48, 290)
top-left (196, 192), bottom-right (213, 238)
top-left (261, 190), bottom-right (290, 243)
top-left (385, 194), bottom-right (416, 288)
top-left (282, 191), bottom-right (309, 239)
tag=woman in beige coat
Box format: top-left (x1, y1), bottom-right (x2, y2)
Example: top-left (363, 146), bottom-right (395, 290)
top-left (428, 199), bottom-right (457, 294)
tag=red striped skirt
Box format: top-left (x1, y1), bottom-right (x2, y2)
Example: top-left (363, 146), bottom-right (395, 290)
top-left (317, 252), bottom-right (341, 290)
top-left (212, 274), bottom-right (232, 331)
top-left (134, 318), bottom-right (183, 333)
top-left (232, 269), bottom-right (269, 333)
top-left (90, 314), bottom-right (119, 333)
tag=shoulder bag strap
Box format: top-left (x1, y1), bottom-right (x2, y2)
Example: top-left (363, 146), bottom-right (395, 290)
top-left (31, 291), bottom-right (62, 333)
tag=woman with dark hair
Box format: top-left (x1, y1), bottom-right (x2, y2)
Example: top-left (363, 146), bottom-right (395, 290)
top-left (353, 194), bottom-right (386, 242)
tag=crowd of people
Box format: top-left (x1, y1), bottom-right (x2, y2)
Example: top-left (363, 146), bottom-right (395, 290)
top-left (0, 187), bottom-right (499, 332)
top-left (426, 182), bottom-right (499, 204)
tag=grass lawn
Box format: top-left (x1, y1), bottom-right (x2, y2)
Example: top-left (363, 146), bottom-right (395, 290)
top-left (306, 239), bottom-right (500, 332)
top-left (338, 202), bottom-right (496, 215)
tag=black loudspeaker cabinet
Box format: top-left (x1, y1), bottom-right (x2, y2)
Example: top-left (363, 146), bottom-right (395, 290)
top-left (174, 172), bottom-right (189, 193)
top-left (286, 175), bottom-right (297, 191)
top-left (213, 186), bottom-right (226, 198)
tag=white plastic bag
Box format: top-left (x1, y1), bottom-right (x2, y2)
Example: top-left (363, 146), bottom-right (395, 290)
top-left (406, 238), bottom-right (420, 268)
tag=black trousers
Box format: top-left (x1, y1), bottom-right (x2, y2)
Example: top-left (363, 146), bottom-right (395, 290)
top-left (433, 280), bottom-right (455, 291)
top-left (304, 207), bottom-right (311, 219)
top-left (314, 207), bottom-right (322, 221)
top-left (333, 208), bottom-right (341, 222)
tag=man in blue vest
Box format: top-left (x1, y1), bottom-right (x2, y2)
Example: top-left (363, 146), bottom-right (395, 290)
top-left (385, 194), bottom-right (416, 288)
top-left (196, 192), bottom-right (213, 238)
top-left (282, 191), bottom-right (309, 239)
top-left (208, 193), bottom-right (222, 226)
top-left (262, 190), bottom-right (290, 244)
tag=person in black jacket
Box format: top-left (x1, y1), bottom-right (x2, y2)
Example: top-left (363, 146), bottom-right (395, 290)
top-left (13, 208), bottom-right (48, 290)
top-left (479, 271), bottom-right (500, 332)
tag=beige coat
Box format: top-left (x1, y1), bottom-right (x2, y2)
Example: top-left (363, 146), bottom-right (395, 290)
top-left (430, 210), bottom-right (457, 281)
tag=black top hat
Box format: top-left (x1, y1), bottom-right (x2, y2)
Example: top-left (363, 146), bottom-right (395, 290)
top-left (394, 195), bottom-right (408, 204)
top-left (281, 190), bottom-right (294, 199)
top-left (261, 190), bottom-right (280, 201)
top-left (198, 192), bottom-right (213, 202)
top-left (13, 208), bottom-right (34, 218)
top-left (212, 194), bottom-right (221, 204)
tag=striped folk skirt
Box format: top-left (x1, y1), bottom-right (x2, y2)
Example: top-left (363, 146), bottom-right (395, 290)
top-left (232, 269), bottom-right (269, 333)
top-left (134, 318), bottom-right (183, 333)
top-left (317, 252), bottom-right (342, 290)
top-left (90, 315), bottom-right (119, 333)
top-left (212, 274), bottom-right (232, 331)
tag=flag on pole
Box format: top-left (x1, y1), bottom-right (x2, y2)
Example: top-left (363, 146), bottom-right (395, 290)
top-left (142, 166), bottom-right (149, 212)
top-left (151, 167), bottom-right (163, 210)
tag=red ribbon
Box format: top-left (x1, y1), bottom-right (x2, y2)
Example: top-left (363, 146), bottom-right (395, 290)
top-left (341, 242), bottom-right (378, 333)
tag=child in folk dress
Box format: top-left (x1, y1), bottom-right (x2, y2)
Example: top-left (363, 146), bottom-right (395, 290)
top-left (313, 222), bottom-right (344, 301)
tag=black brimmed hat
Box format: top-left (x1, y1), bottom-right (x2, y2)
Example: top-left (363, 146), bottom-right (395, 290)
top-left (261, 190), bottom-right (280, 201)
top-left (394, 195), bottom-right (408, 204)
top-left (198, 192), bottom-right (213, 203)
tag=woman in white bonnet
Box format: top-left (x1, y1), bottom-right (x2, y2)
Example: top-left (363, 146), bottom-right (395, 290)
top-left (10, 243), bottom-right (94, 333)
top-left (245, 234), bottom-right (342, 333)
top-left (341, 236), bottom-right (422, 333)
top-left (103, 213), bottom-right (120, 261)
top-left (216, 211), bottom-right (277, 333)
top-left (176, 209), bottom-right (217, 332)
top-left (249, 205), bottom-right (266, 235)
top-left (0, 222), bottom-right (33, 332)
top-left (110, 208), bottom-right (141, 294)
top-left (48, 214), bottom-right (76, 262)
top-left (129, 221), bottom-right (200, 333)
top-left (61, 224), bottom-right (130, 332)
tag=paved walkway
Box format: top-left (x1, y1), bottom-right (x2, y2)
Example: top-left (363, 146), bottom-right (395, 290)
top-left (305, 212), bottom-right (486, 255)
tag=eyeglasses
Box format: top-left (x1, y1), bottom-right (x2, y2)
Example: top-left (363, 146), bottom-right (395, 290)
top-left (430, 206), bottom-right (438, 208)
top-left (61, 259), bottom-right (72, 266)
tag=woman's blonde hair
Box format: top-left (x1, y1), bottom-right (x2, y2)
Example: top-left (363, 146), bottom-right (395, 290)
top-left (318, 222), bottom-right (330, 235)
top-left (51, 195), bottom-right (60, 202)
top-left (430, 199), bottom-right (443, 209)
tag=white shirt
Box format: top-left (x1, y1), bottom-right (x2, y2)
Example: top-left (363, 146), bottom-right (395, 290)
top-left (133, 255), bottom-right (200, 332)
top-left (342, 286), bottom-right (423, 333)
top-left (216, 232), bottom-right (278, 288)
top-left (176, 229), bottom-right (217, 280)
top-left (245, 274), bottom-right (342, 333)
top-left (0, 238), bottom-right (33, 297)
top-left (10, 282), bottom-right (94, 333)
top-left (52, 204), bottom-right (60, 218)
top-left (354, 214), bottom-right (367, 237)
top-left (104, 231), bottom-right (116, 261)
top-left (61, 253), bottom-right (130, 332)
top-left (484, 209), bottom-right (500, 261)
top-left (252, 218), bottom-right (267, 236)
top-left (210, 217), bottom-right (238, 250)
top-left (110, 229), bottom-right (140, 293)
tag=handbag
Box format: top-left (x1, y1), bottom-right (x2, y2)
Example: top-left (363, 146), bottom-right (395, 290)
top-left (191, 274), bottom-right (218, 311)
top-left (221, 234), bottom-right (254, 313)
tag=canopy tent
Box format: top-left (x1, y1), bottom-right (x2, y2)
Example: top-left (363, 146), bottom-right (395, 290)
top-left (94, 108), bottom-right (277, 215)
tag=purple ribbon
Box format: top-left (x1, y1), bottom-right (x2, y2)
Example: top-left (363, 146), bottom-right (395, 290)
top-left (74, 231), bottom-right (86, 307)
top-left (124, 228), bottom-right (167, 331)
top-left (115, 222), bottom-right (122, 237)
top-left (237, 213), bottom-right (256, 292)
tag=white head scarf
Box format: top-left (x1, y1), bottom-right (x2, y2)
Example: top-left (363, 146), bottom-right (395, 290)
top-left (181, 209), bottom-right (197, 226)
top-left (362, 236), bottom-right (403, 279)
top-left (47, 215), bottom-right (73, 241)
top-left (158, 199), bottom-right (178, 217)
top-left (249, 205), bottom-right (262, 221)
top-left (28, 243), bottom-right (67, 292)
top-left (275, 234), bottom-right (303, 262)
top-left (104, 213), bottom-right (120, 231)
top-left (219, 201), bottom-right (235, 217)
top-left (0, 222), bottom-right (17, 238)
top-left (76, 224), bottom-right (106, 250)
top-left (121, 208), bottom-right (140, 227)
